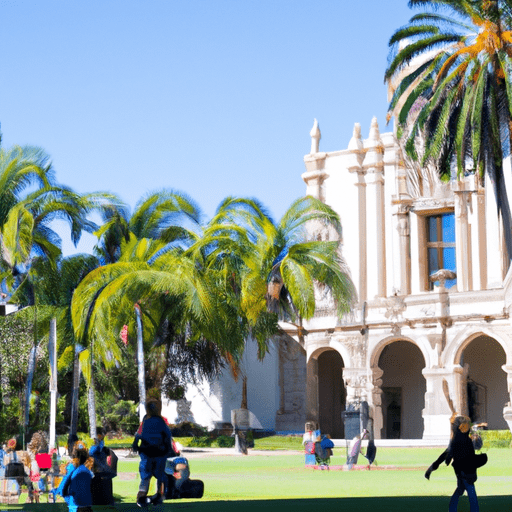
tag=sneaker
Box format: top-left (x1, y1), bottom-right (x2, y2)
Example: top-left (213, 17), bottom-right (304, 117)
top-left (150, 493), bottom-right (164, 506)
top-left (137, 491), bottom-right (149, 508)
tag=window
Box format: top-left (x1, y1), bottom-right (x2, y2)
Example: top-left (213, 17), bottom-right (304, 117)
top-left (426, 213), bottom-right (456, 290)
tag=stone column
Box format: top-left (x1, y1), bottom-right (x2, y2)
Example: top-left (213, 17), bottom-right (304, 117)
top-left (422, 368), bottom-right (456, 440)
top-left (275, 335), bottom-right (307, 432)
top-left (453, 180), bottom-right (472, 292)
top-left (396, 204), bottom-right (412, 295)
top-left (502, 365), bottom-right (512, 432)
top-left (485, 171), bottom-right (504, 287)
top-left (472, 176), bottom-right (487, 290)
top-left (343, 368), bottom-right (369, 405)
top-left (305, 356), bottom-right (319, 429)
top-left (370, 367), bottom-right (384, 439)
top-left (347, 123), bottom-right (367, 302)
top-left (364, 117), bottom-right (386, 298)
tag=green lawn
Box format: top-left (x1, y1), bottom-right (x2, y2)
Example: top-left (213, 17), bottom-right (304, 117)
top-left (4, 448), bottom-right (512, 511)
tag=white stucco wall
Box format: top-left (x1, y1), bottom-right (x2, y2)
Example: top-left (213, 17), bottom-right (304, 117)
top-left (162, 339), bottom-right (280, 431)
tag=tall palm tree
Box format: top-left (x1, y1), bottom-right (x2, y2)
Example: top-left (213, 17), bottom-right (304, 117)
top-left (0, 142), bottom-right (120, 295)
top-left (194, 196), bottom-right (355, 406)
top-left (86, 190), bottom-right (205, 426)
top-left (385, 0), bottom-right (512, 260)
top-left (71, 237), bottom-right (245, 420)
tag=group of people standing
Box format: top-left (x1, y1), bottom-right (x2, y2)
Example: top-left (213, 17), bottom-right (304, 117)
top-left (0, 429), bottom-right (115, 511)
top-left (0, 396), bottom-right (194, 510)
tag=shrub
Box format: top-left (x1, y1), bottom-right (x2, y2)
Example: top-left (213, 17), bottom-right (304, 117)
top-left (215, 435), bottom-right (235, 448)
top-left (102, 400), bottom-right (139, 434)
top-left (170, 422), bottom-right (208, 437)
top-left (478, 430), bottom-right (512, 449)
top-left (188, 436), bottom-right (212, 447)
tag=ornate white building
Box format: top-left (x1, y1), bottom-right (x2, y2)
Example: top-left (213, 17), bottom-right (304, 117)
top-left (164, 117), bottom-right (512, 441)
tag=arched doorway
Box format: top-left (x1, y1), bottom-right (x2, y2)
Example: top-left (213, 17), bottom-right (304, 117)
top-left (461, 335), bottom-right (508, 429)
top-left (378, 340), bottom-right (426, 439)
top-left (318, 350), bottom-right (345, 438)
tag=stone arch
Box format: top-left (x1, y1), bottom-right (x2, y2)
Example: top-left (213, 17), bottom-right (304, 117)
top-left (307, 342), bottom-right (352, 367)
top-left (445, 328), bottom-right (512, 368)
top-left (446, 330), bottom-right (509, 429)
top-left (370, 336), bottom-right (427, 439)
top-left (307, 347), bottom-right (346, 438)
top-left (370, 335), bottom-right (430, 370)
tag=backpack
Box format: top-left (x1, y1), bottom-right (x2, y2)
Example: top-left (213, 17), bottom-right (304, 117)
top-left (5, 452), bottom-right (25, 478)
top-left (134, 417), bottom-right (171, 457)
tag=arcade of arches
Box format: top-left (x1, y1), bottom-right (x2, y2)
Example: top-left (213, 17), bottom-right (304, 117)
top-left (307, 335), bottom-right (509, 439)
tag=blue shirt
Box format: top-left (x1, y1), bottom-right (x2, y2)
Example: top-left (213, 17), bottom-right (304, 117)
top-left (58, 464), bottom-right (94, 511)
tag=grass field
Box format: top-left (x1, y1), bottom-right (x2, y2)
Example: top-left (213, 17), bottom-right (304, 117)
top-left (3, 447), bottom-right (512, 511)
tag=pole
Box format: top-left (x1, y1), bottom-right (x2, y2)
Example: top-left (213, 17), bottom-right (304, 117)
top-left (49, 318), bottom-right (57, 449)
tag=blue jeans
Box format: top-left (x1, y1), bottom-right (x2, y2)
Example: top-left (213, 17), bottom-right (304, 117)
top-left (449, 475), bottom-right (479, 512)
top-left (138, 453), bottom-right (167, 494)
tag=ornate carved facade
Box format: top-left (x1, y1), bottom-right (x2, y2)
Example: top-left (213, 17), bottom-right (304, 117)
top-left (164, 117), bottom-right (512, 441)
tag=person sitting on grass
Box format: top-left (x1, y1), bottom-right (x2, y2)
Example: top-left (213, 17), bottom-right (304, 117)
top-left (133, 398), bottom-right (172, 507)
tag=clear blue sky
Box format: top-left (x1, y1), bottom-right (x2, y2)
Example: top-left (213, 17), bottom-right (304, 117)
top-left (0, 0), bottom-right (414, 255)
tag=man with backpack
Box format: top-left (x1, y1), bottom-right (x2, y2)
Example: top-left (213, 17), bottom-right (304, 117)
top-left (132, 399), bottom-right (172, 508)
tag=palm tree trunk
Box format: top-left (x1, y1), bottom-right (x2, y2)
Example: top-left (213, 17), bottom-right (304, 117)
top-left (24, 303), bottom-right (38, 444)
top-left (24, 345), bottom-right (37, 439)
top-left (135, 304), bottom-right (146, 421)
top-left (88, 349), bottom-right (97, 439)
top-left (69, 346), bottom-right (82, 439)
top-left (48, 318), bottom-right (57, 449)
top-left (241, 375), bottom-right (248, 410)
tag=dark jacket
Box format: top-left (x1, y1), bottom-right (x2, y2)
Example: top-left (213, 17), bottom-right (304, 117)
top-left (446, 429), bottom-right (487, 478)
top-left (425, 430), bottom-right (487, 481)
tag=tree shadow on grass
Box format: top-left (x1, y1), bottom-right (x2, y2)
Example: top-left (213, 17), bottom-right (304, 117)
top-left (3, 495), bottom-right (512, 512)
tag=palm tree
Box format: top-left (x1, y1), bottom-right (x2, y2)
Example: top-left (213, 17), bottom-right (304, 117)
top-left (195, 196), bottom-right (355, 408)
top-left (385, 0), bottom-right (512, 260)
top-left (85, 189), bottom-right (205, 426)
top-left (70, 237), bottom-right (246, 423)
top-left (93, 189), bottom-right (202, 264)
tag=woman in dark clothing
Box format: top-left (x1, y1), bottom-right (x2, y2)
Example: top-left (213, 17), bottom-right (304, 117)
top-left (425, 415), bottom-right (487, 512)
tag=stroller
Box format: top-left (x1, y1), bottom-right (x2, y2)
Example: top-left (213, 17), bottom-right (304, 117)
top-left (164, 456), bottom-right (204, 500)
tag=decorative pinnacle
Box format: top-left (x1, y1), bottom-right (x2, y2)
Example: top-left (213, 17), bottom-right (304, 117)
top-left (348, 122), bottom-right (363, 151)
top-left (369, 116), bottom-right (380, 141)
top-left (310, 118), bottom-right (321, 154)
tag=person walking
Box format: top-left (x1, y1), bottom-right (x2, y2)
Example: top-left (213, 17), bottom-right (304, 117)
top-left (133, 398), bottom-right (172, 507)
top-left (425, 415), bottom-right (487, 512)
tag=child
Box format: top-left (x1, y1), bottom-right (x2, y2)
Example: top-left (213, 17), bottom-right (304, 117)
top-left (425, 415), bottom-right (487, 512)
top-left (89, 427), bottom-right (115, 505)
top-left (55, 441), bottom-right (94, 512)
top-left (133, 398), bottom-right (172, 507)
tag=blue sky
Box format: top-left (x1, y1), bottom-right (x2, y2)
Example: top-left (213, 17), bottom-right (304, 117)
top-left (0, 0), bottom-right (414, 255)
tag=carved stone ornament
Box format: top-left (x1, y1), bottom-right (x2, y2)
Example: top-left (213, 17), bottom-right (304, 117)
top-left (343, 336), bottom-right (367, 368)
top-left (384, 294), bottom-right (407, 320)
